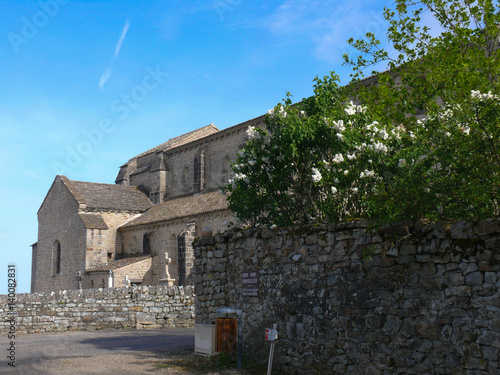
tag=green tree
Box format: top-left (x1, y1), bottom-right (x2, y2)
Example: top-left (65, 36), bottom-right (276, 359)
top-left (225, 0), bottom-right (500, 227)
top-left (344, 0), bottom-right (500, 222)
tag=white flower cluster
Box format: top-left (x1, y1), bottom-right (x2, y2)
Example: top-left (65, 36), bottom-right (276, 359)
top-left (268, 106), bottom-right (288, 118)
top-left (332, 120), bottom-right (345, 132)
top-left (246, 126), bottom-right (260, 140)
top-left (359, 169), bottom-right (375, 178)
top-left (311, 168), bottom-right (322, 183)
top-left (378, 129), bottom-right (389, 140)
top-left (471, 90), bottom-right (499, 101)
top-left (368, 141), bottom-right (389, 153)
top-left (332, 153), bottom-right (344, 163)
top-left (345, 101), bottom-right (367, 116)
top-left (233, 173), bottom-right (249, 182)
top-left (439, 108), bottom-right (454, 120)
top-left (461, 126), bottom-right (471, 135)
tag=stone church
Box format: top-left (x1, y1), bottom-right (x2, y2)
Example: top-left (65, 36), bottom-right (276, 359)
top-left (31, 115), bottom-right (265, 292)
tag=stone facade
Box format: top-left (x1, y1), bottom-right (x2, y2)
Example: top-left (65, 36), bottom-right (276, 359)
top-left (33, 115), bottom-right (264, 292)
top-left (194, 220), bottom-right (500, 374)
top-left (33, 176), bottom-right (150, 292)
top-left (35, 178), bottom-right (85, 292)
top-left (0, 285), bottom-right (194, 335)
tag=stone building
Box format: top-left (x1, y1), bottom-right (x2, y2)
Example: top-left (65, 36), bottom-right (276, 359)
top-left (32, 115), bottom-right (265, 292)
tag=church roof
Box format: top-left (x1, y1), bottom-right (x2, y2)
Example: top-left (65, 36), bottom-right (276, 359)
top-left (60, 176), bottom-right (151, 212)
top-left (121, 190), bottom-right (229, 228)
top-left (135, 124), bottom-right (219, 159)
top-left (78, 213), bottom-right (109, 229)
top-left (87, 255), bottom-right (151, 272)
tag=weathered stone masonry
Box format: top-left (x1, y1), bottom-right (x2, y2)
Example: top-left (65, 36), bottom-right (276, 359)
top-left (0, 285), bottom-right (194, 335)
top-left (194, 220), bottom-right (500, 374)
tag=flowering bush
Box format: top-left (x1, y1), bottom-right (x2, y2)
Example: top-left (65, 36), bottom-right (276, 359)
top-left (225, 0), bottom-right (500, 227)
top-left (224, 77), bottom-right (500, 227)
top-left (224, 73), bottom-right (411, 226)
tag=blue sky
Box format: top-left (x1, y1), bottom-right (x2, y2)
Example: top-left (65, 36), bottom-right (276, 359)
top-left (0, 0), bottom-right (402, 293)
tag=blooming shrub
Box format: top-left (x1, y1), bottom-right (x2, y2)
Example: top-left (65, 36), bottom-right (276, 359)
top-left (224, 75), bottom-right (500, 227)
top-left (225, 0), bottom-right (500, 227)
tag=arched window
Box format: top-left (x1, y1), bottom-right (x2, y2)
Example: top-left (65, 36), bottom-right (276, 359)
top-left (52, 241), bottom-right (61, 276)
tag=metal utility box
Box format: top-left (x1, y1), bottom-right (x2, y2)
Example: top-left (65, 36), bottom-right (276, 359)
top-left (216, 318), bottom-right (237, 352)
top-left (194, 324), bottom-right (216, 356)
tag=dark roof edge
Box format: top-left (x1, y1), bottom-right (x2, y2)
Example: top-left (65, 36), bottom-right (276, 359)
top-left (37, 175), bottom-right (80, 215)
top-left (120, 206), bottom-right (231, 230)
top-left (165, 114), bottom-right (266, 156)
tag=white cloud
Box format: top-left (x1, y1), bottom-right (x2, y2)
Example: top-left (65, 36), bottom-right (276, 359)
top-left (114, 19), bottom-right (130, 57)
top-left (99, 20), bottom-right (130, 90)
top-left (254, 0), bottom-right (393, 65)
top-left (263, 0), bottom-right (447, 67)
top-left (99, 66), bottom-right (113, 91)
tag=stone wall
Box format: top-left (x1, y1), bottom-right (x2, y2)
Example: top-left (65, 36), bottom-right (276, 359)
top-left (117, 116), bottom-right (264, 203)
top-left (35, 177), bottom-right (86, 292)
top-left (84, 210), bottom-right (143, 271)
top-left (0, 285), bottom-right (194, 335)
top-left (194, 220), bottom-right (500, 374)
top-left (119, 210), bottom-right (232, 286)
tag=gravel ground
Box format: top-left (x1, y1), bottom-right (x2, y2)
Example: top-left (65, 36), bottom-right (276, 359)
top-left (0, 328), bottom-right (270, 375)
top-left (36, 348), bottom-right (267, 375)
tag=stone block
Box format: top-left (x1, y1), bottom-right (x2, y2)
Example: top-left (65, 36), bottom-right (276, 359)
top-left (465, 272), bottom-right (483, 286)
top-left (136, 312), bottom-right (156, 325)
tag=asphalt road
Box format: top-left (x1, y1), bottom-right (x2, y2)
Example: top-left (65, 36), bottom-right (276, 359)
top-left (1, 327), bottom-right (195, 375)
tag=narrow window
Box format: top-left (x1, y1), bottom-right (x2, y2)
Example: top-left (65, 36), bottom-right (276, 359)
top-left (52, 241), bottom-right (61, 276)
top-left (56, 242), bottom-right (61, 274)
top-left (193, 150), bottom-right (205, 193)
top-left (91, 280), bottom-right (94, 288)
top-left (107, 252), bottom-right (113, 261)
top-left (143, 232), bottom-right (151, 255)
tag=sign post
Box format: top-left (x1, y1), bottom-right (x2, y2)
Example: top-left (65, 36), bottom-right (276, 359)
top-left (265, 323), bottom-right (278, 375)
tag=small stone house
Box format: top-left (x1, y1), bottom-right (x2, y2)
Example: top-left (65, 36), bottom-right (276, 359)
top-left (32, 115), bottom-right (265, 292)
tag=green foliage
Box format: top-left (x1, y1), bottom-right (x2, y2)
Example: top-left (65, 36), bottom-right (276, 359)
top-left (225, 0), bottom-right (500, 227)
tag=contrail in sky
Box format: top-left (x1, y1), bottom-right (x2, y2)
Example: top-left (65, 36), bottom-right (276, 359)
top-left (114, 20), bottom-right (130, 57)
top-left (99, 19), bottom-right (130, 90)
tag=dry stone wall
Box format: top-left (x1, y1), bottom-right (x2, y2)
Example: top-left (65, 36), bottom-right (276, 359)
top-left (194, 220), bottom-right (500, 374)
top-left (0, 285), bottom-right (194, 335)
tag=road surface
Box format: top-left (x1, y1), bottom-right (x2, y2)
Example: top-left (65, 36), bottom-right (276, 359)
top-left (1, 327), bottom-right (195, 375)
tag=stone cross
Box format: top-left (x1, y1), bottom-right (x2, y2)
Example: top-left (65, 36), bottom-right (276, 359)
top-left (124, 274), bottom-right (131, 287)
top-left (165, 253), bottom-right (171, 279)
